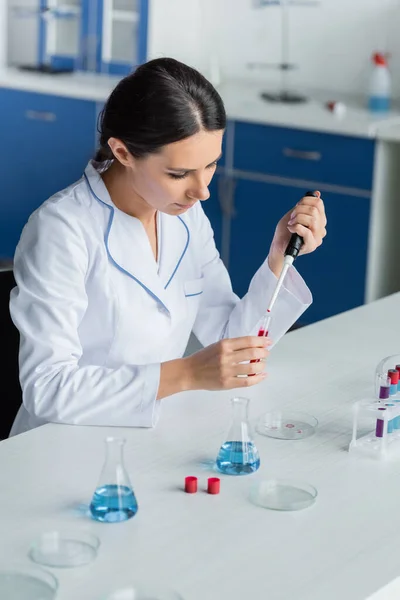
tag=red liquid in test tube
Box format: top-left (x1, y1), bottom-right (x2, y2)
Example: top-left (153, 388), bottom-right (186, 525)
top-left (250, 313), bottom-right (270, 372)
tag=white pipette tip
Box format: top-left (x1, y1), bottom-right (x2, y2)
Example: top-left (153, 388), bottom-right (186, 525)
top-left (267, 254), bottom-right (295, 314)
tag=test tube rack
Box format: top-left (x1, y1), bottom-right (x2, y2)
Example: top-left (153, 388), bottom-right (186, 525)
top-left (349, 399), bottom-right (400, 459)
top-left (349, 354), bottom-right (400, 460)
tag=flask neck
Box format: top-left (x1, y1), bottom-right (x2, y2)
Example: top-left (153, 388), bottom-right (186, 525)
top-left (104, 437), bottom-right (125, 466)
top-left (231, 397), bottom-right (250, 424)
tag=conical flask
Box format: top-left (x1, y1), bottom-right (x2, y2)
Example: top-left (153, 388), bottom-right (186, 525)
top-left (90, 437), bottom-right (138, 523)
top-left (216, 397), bottom-right (260, 475)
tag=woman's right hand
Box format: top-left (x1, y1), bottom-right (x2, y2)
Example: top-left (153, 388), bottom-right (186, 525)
top-left (183, 336), bottom-right (271, 391)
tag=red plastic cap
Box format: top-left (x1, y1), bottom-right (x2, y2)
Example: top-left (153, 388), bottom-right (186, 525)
top-left (373, 52), bottom-right (387, 66)
top-left (185, 476), bottom-right (198, 494)
top-left (207, 477), bottom-right (220, 495)
top-left (388, 369), bottom-right (399, 384)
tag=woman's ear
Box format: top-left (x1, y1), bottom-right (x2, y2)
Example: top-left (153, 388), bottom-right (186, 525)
top-left (107, 138), bottom-right (133, 167)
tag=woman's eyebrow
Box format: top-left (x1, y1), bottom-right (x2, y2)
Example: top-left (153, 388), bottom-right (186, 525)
top-left (167, 153), bottom-right (223, 173)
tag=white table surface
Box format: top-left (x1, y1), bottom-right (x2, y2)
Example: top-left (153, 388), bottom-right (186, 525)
top-left (1, 293), bottom-right (400, 600)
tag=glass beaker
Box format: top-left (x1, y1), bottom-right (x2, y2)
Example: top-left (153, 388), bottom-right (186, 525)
top-left (216, 397), bottom-right (260, 475)
top-left (90, 437), bottom-right (138, 523)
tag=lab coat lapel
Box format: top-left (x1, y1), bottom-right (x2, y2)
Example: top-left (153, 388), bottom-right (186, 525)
top-left (106, 209), bottom-right (170, 310)
top-left (158, 212), bottom-right (190, 291)
top-left (84, 162), bottom-right (170, 312)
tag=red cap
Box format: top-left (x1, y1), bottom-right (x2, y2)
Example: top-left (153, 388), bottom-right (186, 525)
top-left (395, 365), bottom-right (400, 373)
top-left (185, 476), bottom-right (198, 494)
top-left (388, 369), bottom-right (399, 384)
top-left (373, 52), bottom-right (387, 66)
top-left (207, 477), bottom-right (220, 495)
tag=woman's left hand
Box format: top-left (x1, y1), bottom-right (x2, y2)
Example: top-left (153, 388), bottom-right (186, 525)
top-left (268, 191), bottom-right (327, 275)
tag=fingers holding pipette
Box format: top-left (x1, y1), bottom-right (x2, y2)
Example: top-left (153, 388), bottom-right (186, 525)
top-left (287, 191), bottom-right (327, 255)
top-left (268, 190), bottom-right (327, 271)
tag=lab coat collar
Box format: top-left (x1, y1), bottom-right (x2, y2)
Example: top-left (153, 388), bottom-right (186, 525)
top-left (83, 162), bottom-right (190, 314)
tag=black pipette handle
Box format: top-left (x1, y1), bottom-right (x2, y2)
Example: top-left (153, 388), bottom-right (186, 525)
top-left (284, 191), bottom-right (318, 260)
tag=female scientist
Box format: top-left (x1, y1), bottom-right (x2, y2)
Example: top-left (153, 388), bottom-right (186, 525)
top-left (9, 58), bottom-right (327, 435)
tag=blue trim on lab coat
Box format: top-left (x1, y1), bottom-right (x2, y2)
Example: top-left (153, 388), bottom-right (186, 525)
top-left (164, 217), bottom-right (190, 290)
top-left (84, 172), bottom-right (170, 313)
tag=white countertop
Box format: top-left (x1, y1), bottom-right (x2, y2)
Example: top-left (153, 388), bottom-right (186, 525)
top-left (0, 67), bottom-right (120, 103)
top-left (2, 293), bottom-right (400, 600)
top-left (2, 67), bottom-right (400, 140)
top-left (218, 80), bottom-right (400, 140)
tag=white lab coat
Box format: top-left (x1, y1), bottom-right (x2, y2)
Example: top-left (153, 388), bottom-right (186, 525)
top-left (9, 161), bottom-right (312, 436)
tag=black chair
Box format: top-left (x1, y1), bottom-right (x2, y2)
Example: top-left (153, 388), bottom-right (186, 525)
top-left (0, 267), bottom-right (22, 439)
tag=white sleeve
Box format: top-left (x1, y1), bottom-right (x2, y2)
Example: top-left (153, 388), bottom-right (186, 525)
top-left (191, 203), bottom-right (312, 348)
top-left (10, 203), bottom-right (160, 428)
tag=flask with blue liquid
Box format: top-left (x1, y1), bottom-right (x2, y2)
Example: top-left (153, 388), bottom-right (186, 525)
top-left (90, 437), bottom-right (138, 523)
top-left (216, 397), bottom-right (260, 475)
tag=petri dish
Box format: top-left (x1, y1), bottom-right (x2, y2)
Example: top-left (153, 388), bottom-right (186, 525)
top-left (250, 479), bottom-right (317, 511)
top-left (0, 565), bottom-right (58, 600)
top-left (29, 530), bottom-right (100, 568)
top-left (105, 585), bottom-right (184, 600)
top-left (256, 410), bottom-right (318, 440)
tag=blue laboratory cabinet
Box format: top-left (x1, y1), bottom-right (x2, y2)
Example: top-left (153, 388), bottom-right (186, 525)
top-left (0, 88), bottom-right (97, 258)
top-left (208, 122), bottom-right (375, 325)
top-left (37, 0), bottom-right (148, 75)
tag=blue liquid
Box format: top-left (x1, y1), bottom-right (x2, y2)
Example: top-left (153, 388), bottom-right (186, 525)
top-left (369, 96), bottom-right (390, 113)
top-left (216, 441), bottom-right (260, 475)
top-left (90, 484), bottom-right (138, 523)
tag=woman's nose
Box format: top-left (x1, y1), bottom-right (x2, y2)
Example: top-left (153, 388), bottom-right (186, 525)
top-left (187, 182), bottom-right (210, 202)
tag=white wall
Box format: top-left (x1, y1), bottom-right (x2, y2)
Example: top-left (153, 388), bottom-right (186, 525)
top-left (148, 0), bottom-right (400, 97)
top-left (6, 0), bottom-right (38, 67)
top-left (147, 0), bottom-right (210, 74)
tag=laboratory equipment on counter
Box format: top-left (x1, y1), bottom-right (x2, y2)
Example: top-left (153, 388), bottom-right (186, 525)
top-left (256, 410), bottom-right (318, 440)
top-left (0, 565), bottom-right (58, 600)
top-left (349, 354), bottom-right (400, 459)
top-left (216, 397), bottom-right (260, 475)
top-left (368, 52), bottom-right (391, 113)
top-left (104, 585), bottom-right (184, 600)
top-left (207, 477), bottom-right (221, 494)
top-left (184, 476), bottom-right (198, 494)
top-left (377, 374), bottom-right (390, 400)
top-left (29, 530), bottom-right (100, 568)
top-left (375, 355), bottom-right (400, 398)
top-left (349, 400), bottom-right (400, 459)
top-left (250, 0), bottom-right (320, 104)
top-left (249, 479), bottom-right (317, 511)
top-left (90, 437), bottom-right (138, 522)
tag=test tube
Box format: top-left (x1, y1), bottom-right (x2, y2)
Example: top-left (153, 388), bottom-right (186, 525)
top-left (392, 366), bottom-right (400, 429)
top-left (376, 407), bottom-right (386, 438)
top-left (386, 404), bottom-right (395, 433)
top-left (249, 313), bottom-right (271, 375)
top-left (388, 370), bottom-right (399, 396)
top-left (377, 374), bottom-right (390, 400)
top-left (395, 365), bottom-right (400, 391)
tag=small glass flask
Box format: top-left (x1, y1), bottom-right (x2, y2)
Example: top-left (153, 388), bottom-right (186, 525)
top-left (216, 397), bottom-right (260, 475)
top-left (90, 437), bottom-right (138, 523)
